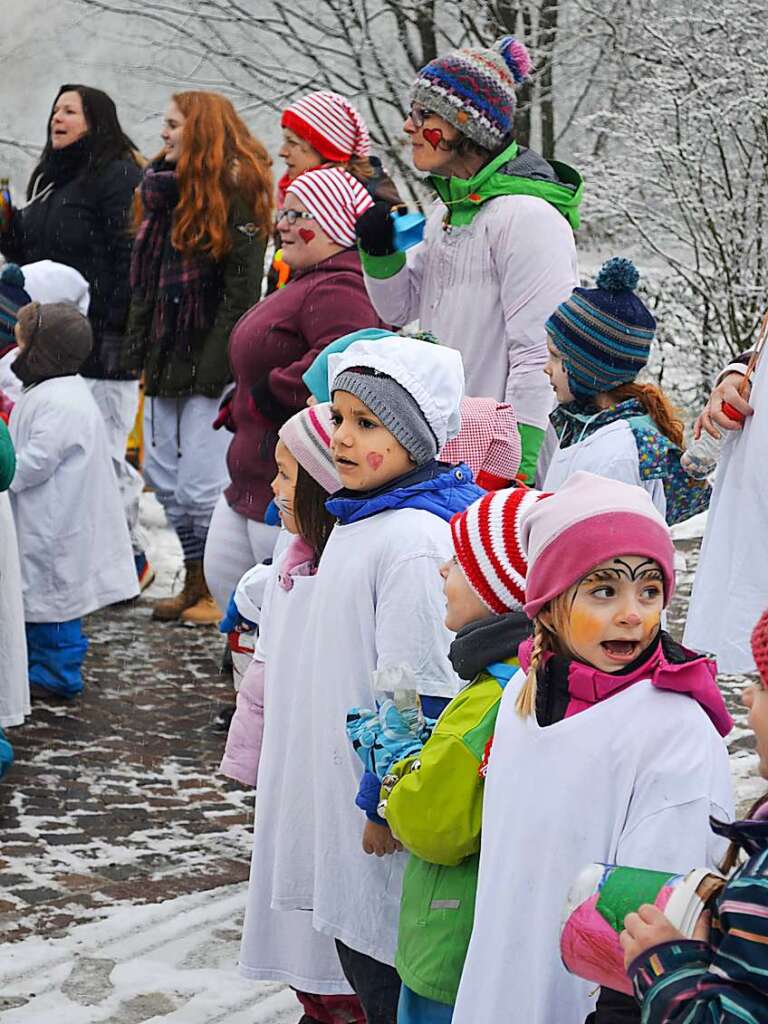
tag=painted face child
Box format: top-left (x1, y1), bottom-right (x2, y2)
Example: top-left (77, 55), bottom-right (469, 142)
top-left (270, 438), bottom-right (299, 533)
top-left (330, 390), bottom-right (414, 491)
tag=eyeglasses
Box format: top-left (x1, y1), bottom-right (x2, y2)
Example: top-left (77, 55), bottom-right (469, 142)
top-left (275, 209), bottom-right (317, 226)
top-left (409, 105), bottom-right (435, 129)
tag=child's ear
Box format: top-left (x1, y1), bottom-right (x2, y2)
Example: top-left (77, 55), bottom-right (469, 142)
top-left (538, 605), bottom-right (553, 632)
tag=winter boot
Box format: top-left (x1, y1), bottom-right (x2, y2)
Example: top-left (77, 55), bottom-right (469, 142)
top-left (179, 583), bottom-right (223, 627)
top-left (152, 559), bottom-right (207, 622)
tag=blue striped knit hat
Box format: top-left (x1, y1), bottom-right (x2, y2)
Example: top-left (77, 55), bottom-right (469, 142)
top-left (0, 264), bottom-right (31, 354)
top-left (546, 258), bottom-right (656, 399)
top-left (410, 37), bottom-right (532, 151)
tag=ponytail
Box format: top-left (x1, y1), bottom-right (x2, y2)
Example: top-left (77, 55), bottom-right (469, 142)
top-left (516, 593), bottom-right (573, 718)
top-left (608, 381), bottom-right (685, 448)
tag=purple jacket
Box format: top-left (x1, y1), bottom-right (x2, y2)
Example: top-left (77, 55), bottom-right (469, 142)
top-left (223, 249), bottom-right (386, 520)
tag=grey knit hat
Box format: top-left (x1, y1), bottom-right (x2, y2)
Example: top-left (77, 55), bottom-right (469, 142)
top-left (332, 367), bottom-right (438, 466)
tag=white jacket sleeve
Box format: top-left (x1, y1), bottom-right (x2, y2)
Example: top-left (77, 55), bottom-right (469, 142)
top-left (490, 197), bottom-right (577, 430)
top-left (362, 224), bottom-right (432, 327)
top-left (10, 408), bottom-right (76, 491)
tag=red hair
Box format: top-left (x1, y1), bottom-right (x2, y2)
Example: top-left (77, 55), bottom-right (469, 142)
top-left (137, 91), bottom-right (273, 261)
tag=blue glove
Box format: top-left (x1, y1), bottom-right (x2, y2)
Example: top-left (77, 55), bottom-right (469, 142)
top-left (355, 770), bottom-right (386, 824)
top-left (218, 592), bottom-right (257, 634)
top-left (346, 699), bottom-right (436, 780)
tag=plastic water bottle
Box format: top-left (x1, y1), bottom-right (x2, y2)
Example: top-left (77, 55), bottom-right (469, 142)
top-left (680, 402), bottom-right (744, 479)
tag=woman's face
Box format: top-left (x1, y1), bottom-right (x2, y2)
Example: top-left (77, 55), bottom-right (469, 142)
top-left (403, 104), bottom-right (467, 176)
top-left (270, 439), bottom-right (299, 534)
top-left (161, 101), bottom-right (186, 165)
top-left (50, 90), bottom-right (89, 150)
top-left (278, 128), bottom-right (323, 181)
top-left (277, 194), bottom-right (342, 270)
top-left (742, 682), bottom-right (768, 780)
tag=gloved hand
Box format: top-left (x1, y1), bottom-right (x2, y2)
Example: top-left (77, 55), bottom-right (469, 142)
top-left (355, 201), bottom-right (396, 257)
top-left (218, 592), bottom-right (257, 635)
top-left (346, 699), bottom-right (436, 779)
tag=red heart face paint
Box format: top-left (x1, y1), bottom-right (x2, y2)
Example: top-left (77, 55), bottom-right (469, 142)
top-left (299, 227), bottom-right (316, 244)
top-left (422, 127), bottom-right (443, 150)
top-left (365, 451), bottom-right (384, 470)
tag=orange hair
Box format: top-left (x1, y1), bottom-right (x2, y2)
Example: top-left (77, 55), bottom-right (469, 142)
top-left (606, 381), bottom-right (685, 449)
top-left (136, 91), bottom-right (274, 262)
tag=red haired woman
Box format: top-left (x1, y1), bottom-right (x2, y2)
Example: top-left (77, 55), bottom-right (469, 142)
top-left (123, 91), bottom-right (273, 624)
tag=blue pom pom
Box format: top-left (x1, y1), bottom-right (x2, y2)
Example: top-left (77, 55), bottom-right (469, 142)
top-left (0, 263), bottom-right (25, 289)
top-left (595, 257), bottom-right (639, 293)
top-left (494, 36), bottom-right (532, 85)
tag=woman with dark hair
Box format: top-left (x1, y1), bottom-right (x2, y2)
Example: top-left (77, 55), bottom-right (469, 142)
top-left (0, 84), bottom-right (150, 583)
top-left (122, 90), bottom-right (273, 625)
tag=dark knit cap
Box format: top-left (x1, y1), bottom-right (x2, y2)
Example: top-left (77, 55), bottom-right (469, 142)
top-left (410, 37), bottom-right (532, 151)
top-left (332, 366), bottom-right (437, 466)
top-left (546, 257), bottom-right (657, 400)
top-left (12, 301), bottom-right (93, 387)
top-left (0, 264), bottom-right (32, 353)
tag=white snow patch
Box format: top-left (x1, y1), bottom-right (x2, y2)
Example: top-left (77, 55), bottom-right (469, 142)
top-left (670, 510), bottom-right (707, 541)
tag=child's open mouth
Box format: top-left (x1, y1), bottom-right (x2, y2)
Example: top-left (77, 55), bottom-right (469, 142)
top-left (600, 639), bottom-right (640, 661)
top-left (334, 456), bottom-right (357, 470)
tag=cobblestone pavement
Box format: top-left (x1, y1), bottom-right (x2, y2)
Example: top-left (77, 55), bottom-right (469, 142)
top-left (0, 531), bottom-right (759, 958)
top-left (0, 598), bottom-right (252, 946)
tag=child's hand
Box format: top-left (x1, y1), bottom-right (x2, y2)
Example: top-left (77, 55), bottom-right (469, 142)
top-left (362, 820), bottom-right (402, 857)
top-left (621, 904), bottom-right (709, 967)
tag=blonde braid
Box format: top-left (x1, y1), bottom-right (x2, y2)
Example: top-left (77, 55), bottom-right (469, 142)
top-left (516, 618), bottom-right (547, 718)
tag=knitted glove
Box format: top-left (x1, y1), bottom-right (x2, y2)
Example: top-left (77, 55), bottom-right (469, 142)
top-left (346, 699), bottom-right (436, 780)
top-left (218, 592), bottom-right (256, 635)
top-left (355, 201), bottom-right (396, 257)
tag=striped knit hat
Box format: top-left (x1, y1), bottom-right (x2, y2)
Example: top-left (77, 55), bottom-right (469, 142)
top-left (451, 487), bottom-right (550, 614)
top-left (282, 90), bottom-right (371, 163)
top-left (0, 264), bottom-right (31, 353)
top-left (440, 397), bottom-right (521, 490)
top-left (752, 610), bottom-right (768, 687)
top-left (278, 402), bottom-right (341, 495)
top-left (546, 257), bottom-right (657, 400)
top-left (410, 37), bottom-right (532, 151)
top-left (286, 167), bottom-right (373, 247)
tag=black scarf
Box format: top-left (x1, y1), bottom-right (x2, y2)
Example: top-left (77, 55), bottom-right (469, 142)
top-left (34, 135), bottom-right (92, 191)
top-left (449, 611), bottom-right (533, 681)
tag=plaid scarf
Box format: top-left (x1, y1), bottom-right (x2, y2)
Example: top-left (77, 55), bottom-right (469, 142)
top-left (130, 164), bottom-right (221, 355)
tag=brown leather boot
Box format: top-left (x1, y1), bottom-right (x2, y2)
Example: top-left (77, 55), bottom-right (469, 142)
top-left (179, 584), bottom-right (222, 627)
top-left (152, 559), bottom-right (206, 621)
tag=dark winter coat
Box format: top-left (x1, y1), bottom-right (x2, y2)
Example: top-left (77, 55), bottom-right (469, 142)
top-left (122, 193), bottom-right (267, 398)
top-left (0, 158), bottom-right (142, 380)
top-left (223, 248), bottom-right (386, 520)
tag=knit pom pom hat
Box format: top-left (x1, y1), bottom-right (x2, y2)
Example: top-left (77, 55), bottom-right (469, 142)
top-left (282, 90), bottom-right (371, 163)
top-left (440, 397), bottom-right (522, 489)
top-left (752, 610), bottom-right (768, 688)
top-left (278, 402), bottom-right (341, 495)
top-left (451, 486), bottom-right (551, 614)
top-left (410, 36), bottom-right (532, 151)
top-left (546, 257), bottom-right (657, 400)
top-left (0, 264), bottom-right (31, 352)
top-left (286, 167), bottom-right (373, 248)
top-left (520, 471), bottom-right (675, 619)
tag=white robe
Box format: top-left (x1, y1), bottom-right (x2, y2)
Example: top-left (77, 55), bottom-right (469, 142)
top-left (684, 348), bottom-right (768, 672)
top-left (303, 508), bottom-right (460, 964)
top-left (239, 550), bottom-right (352, 994)
top-left (9, 375), bottom-right (138, 622)
top-left (452, 674), bottom-right (733, 1024)
top-left (0, 493), bottom-right (30, 725)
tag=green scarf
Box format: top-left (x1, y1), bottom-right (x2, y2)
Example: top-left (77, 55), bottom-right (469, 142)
top-left (430, 140), bottom-right (584, 230)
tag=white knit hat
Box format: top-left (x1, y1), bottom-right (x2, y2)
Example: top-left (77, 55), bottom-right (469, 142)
top-left (278, 402), bottom-right (341, 495)
top-left (21, 260), bottom-right (90, 315)
top-left (286, 167), bottom-right (373, 247)
top-left (328, 335), bottom-right (465, 450)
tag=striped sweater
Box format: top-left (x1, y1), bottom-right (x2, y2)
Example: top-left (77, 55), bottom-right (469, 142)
top-left (629, 815), bottom-right (768, 1022)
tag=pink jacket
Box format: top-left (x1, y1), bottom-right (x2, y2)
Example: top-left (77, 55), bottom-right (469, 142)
top-left (219, 537), bottom-right (317, 787)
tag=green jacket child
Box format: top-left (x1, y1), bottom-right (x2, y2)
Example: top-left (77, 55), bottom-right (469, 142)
top-left (381, 486), bottom-right (544, 1021)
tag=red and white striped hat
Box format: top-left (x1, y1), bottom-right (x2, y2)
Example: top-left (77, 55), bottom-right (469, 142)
top-left (450, 487), bottom-right (551, 614)
top-left (286, 167), bottom-right (373, 247)
top-left (282, 90), bottom-right (371, 163)
top-left (752, 610), bottom-right (768, 687)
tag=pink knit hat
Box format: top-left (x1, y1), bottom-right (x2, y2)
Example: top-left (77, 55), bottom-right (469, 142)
top-left (451, 487), bottom-right (550, 613)
top-left (752, 610), bottom-right (768, 687)
top-left (521, 471), bottom-right (675, 618)
top-left (440, 397), bottom-right (522, 490)
top-left (282, 90), bottom-right (371, 163)
top-left (278, 402), bottom-right (341, 495)
top-left (286, 167), bottom-right (373, 247)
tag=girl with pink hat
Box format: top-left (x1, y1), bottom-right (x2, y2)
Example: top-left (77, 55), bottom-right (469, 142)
top-left (451, 472), bottom-right (733, 1024)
